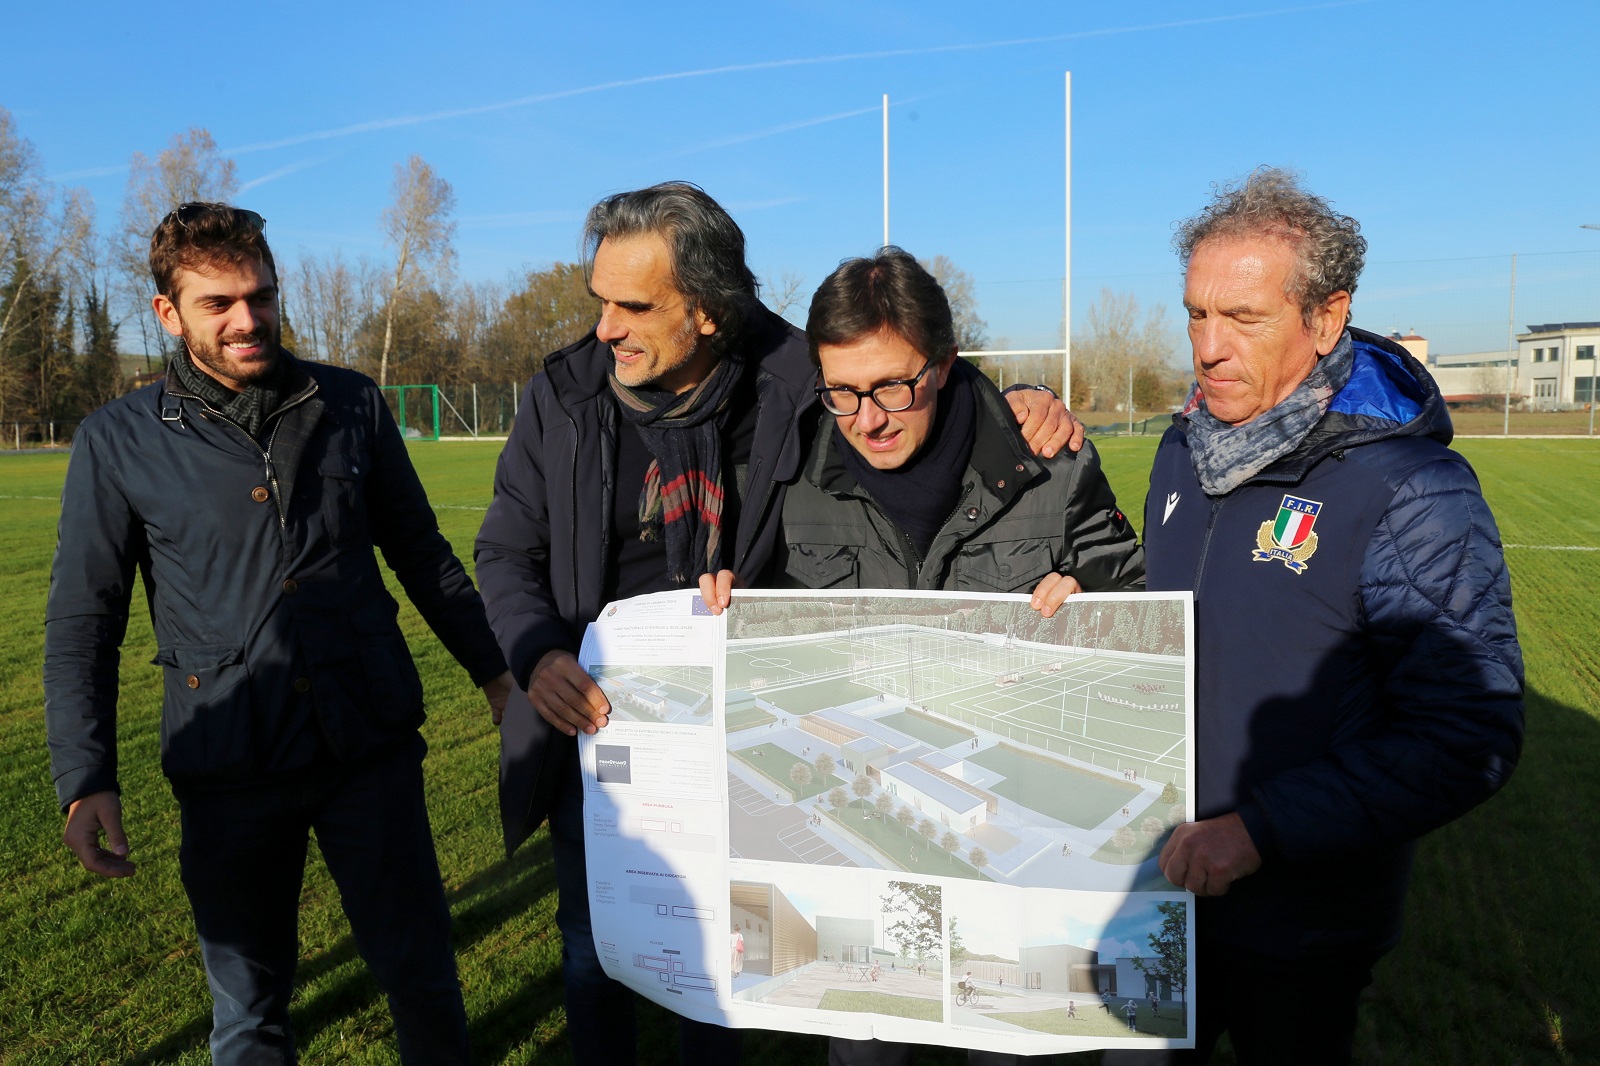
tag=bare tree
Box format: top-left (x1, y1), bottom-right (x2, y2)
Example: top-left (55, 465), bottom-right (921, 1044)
top-left (117, 128), bottom-right (238, 364)
top-left (1072, 289), bottom-right (1181, 413)
top-left (0, 107), bottom-right (94, 423)
top-left (919, 254), bottom-right (987, 351)
top-left (761, 270), bottom-right (807, 321)
top-left (378, 156), bottom-right (455, 386)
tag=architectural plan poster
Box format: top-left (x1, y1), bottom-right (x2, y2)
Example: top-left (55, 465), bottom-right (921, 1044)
top-left (576, 589), bottom-right (1195, 1054)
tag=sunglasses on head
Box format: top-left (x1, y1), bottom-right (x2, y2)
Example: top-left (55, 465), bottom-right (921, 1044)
top-left (170, 203), bottom-right (266, 232)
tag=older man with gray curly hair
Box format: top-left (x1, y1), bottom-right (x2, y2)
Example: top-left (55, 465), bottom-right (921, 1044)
top-left (1105, 169), bottom-right (1525, 1065)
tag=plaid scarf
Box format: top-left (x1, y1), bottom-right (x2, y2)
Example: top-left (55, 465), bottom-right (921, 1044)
top-left (1183, 330), bottom-right (1355, 495)
top-left (609, 349), bottom-right (745, 583)
top-left (172, 348), bottom-right (291, 443)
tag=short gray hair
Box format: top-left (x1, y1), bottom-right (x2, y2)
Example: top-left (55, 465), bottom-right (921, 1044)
top-left (1174, 168), bottom-right (1366, 327)
top-left (583, 181), bottom-right (758, 353)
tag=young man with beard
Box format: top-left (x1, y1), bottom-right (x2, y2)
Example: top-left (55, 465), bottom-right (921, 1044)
top-left (474, 184), bottom-right (1080, 1065)
top-left (44, 202), bottom-right (514, 1065)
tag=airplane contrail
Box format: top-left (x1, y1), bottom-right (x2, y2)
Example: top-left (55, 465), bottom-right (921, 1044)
top-left (51, 2), bottom-right (1369, 180)
top-left (219, 1), bottom-right (1371, 157)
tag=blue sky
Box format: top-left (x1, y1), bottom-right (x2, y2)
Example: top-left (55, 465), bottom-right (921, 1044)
top-left (6, 0), bottom-right (1598, 355)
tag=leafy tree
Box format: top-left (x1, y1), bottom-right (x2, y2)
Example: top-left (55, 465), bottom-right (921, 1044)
top-left (483, 261), bottom-right (595, 378)
top-left (939, 830), bottom-right (961, 857)
top-left (876, 793), bottom-right (896, 821)
top-left (1133, 900), bottom-right (1190, 1002)
top-left (968, 846), bottom-right (989, 872)
top-left (78, 282), bottom-right (122, 410)
top-left (789, 761), bottom-right (813, 790)
top-left (1160, 780), bottom-right (1179, 805)
top-left (895, 805), bottom-right (915, 835)
top-left (851, 772), bottom-right (874, 806)
top-left (1112, 825), bottom-right (1137, 854)
top-left (1142, 816), bottom-right (1166, 841)
top-left (949, 915), bottom-right (966, 967)
top-left (881, 880), bottom-right (942, 959)
top-left (1168, 804), bottom-right (1185, 828)
top-left (814, 751), bottom-right (836, 781)
top-left (827, 786), bottom-right (848, 810)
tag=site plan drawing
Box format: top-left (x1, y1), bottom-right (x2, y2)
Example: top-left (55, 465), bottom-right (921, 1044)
top-left (577, 588), bottom-right (1196, 1054)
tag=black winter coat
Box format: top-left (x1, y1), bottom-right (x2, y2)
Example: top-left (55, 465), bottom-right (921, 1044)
top-left (45, 355), bottom-right (506, 807)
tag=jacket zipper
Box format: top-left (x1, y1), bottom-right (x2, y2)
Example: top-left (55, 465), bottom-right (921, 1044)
top-left (1193, 497), bottom-right (1225, 598)
top-left (193, 393), bottom-right (314, 529)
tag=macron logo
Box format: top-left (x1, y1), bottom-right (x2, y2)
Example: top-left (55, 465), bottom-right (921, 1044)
top-left (1162, 492), bottom-right (1180, 525)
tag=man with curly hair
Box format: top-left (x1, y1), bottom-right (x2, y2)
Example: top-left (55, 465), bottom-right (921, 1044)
top-left (1106, 170), bottom-right (1525, 1065)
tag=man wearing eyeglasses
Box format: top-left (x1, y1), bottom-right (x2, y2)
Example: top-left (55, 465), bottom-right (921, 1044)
top-left (44, 202), bottom-right (514, 1064)
top-left (700, 248), bottom-right (1142, 1065)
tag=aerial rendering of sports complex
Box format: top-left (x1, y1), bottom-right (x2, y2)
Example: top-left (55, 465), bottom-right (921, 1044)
top-left (722, 594), bottom-right (1189, 891)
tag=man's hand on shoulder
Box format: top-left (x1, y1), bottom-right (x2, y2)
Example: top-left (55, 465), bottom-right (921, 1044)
top-left (64, 790), bottom-right (136, 879)
top-left (1003, 386), bottom-right (1085, 459)
top-left (482, 670), bottom-right (516, 726)
top-left (1158, 811), bottom-right (1261, 896)
top-left (528, 650), bottom-right (611, 736)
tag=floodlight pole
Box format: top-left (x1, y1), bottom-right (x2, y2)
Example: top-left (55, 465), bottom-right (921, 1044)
top-left (1583, 225), bottom-right (1599, 435)
top-left (1503, 254), bottom-right (1516, 437)
top-left (1062, 71), bottom-right (1073, 405)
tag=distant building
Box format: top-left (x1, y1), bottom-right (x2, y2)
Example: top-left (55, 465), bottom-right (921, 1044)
top-left (1517, 322), bottom-right (1600, 409)
top-left (1408, 323), bottom-right (1600, 408)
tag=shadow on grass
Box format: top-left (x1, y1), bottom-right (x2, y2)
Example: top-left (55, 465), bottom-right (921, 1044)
top-left (128, 832), bottom-right (563, 1065)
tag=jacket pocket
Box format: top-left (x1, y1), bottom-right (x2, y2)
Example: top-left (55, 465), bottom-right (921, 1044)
top-left (784, 544), bottom-right (859, 589)
top-left (152, 643), bottom-right (252, 777)
top-left (350, 606), bottom-right (426, 731)
top-left (317, 450), bottom-right (369, 546)
top-left (958, 540), bottom-right (1058, 592)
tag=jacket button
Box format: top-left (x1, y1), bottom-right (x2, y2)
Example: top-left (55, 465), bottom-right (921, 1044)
top-left (996, 479), bottom-right (1007, 489)
top-left (251, 486), bottom-right (270, 503)
top-left (1015, 463), bottom-right (1025, 472)
top-left (293, 677), bottom-right (311, 694)
top-left (282, 578), bottom-right (298, 594)
top-left (186, 675), bottom-right (200, 689)
top-left (965, 507), bottom-right (979, 520)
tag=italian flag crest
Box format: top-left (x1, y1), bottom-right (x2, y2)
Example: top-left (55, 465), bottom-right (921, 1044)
top-left (1253, 494), bottom-right (1321, 573)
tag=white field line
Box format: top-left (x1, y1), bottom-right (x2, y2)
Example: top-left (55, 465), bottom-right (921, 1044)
top-left (1504, 544), bottom-right (1599, 551)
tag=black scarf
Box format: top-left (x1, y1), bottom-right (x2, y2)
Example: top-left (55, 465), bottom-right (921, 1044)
top-left (609, 348), bottom-right (745, 583)
top-left (836, 369), bottom-right (976, 560)
top-left (172, 348), bottom-right (290, 443)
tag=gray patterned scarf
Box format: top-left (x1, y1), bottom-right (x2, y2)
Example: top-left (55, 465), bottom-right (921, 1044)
top-left (1184, 331), bottom-right (1354, 495)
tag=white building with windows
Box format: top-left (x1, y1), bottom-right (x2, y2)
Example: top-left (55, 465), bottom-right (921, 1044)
top-left (1517, 323), bottom-right (1600, 409)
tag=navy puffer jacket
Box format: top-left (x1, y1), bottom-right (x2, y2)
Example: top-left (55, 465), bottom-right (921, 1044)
top-left (1144, 328), bottom-right (1523, 960)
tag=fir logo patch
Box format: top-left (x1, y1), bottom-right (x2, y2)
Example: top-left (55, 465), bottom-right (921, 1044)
top-left (1253, 494), bottom-right (1321, 574)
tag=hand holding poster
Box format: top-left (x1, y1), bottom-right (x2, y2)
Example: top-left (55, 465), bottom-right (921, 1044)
top-left (575, 588), bottom-right (1195, 1054)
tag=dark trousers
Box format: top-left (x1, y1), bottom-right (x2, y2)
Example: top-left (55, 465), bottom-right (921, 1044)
top-left (829, 1038), bottom-right (1033, 1064)
top-left (1101, 938), bottom-right (1378, 1066)
top-left (174, 736), bottom-right (468, 1065)
top-left (550, 749), bottom-right (744, 1065)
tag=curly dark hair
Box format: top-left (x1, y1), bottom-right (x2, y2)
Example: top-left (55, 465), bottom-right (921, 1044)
top-left (1174, 168), bottom-right (1365, 327)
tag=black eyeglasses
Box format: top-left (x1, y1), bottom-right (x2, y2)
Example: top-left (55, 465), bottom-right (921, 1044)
top-left (170, 203), bottom-right (266, 232)
top-left (815, 359), bottom-right (934, 415)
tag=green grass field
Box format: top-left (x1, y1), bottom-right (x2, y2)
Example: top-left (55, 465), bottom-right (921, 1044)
top-left (2, 434), bottom-right (1596, 1064)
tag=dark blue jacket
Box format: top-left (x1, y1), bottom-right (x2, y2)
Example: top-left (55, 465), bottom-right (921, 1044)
top-left (1144, 328), bottom-right (1523, 959)
top-left (475, 308), bottom-right (815, 848)
top-left (44, 355), bottom-right (505, 807)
